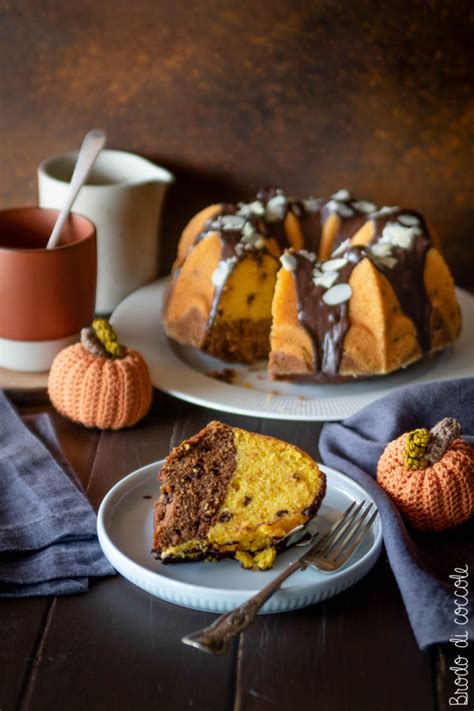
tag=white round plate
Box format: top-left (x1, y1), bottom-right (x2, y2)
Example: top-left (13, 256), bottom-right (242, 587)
top-left (110, 279), bottom-right (474, 421)
top-left (97, 460), bottom-right (382, 614)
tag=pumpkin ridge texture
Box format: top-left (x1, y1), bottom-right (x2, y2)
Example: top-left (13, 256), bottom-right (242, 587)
top-left (377, 434), bottom-right (474, 531)
top-left (48, 340), bottom-right (152, 430)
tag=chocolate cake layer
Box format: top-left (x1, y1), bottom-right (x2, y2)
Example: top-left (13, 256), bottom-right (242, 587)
top-left (152, 422), bottom-right (237, 555)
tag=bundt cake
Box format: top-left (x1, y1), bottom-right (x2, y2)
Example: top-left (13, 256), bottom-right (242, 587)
top-left (163, 188), bottom-right (461, 380)
top-left (152, 421), bottom-right (326, 570)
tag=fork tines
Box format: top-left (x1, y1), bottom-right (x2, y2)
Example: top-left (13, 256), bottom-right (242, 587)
top-left (302, 500), bottom-right (378, 571)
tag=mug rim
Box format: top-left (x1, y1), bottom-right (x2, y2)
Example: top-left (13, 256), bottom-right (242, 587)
top-left (0, 206), bottom-right (96, 254)
top-left (38, 148), bottom-right (175, 187)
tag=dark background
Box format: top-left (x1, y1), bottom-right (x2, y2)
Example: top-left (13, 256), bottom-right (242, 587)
top-left (0, 0), bottom-right (472, 283)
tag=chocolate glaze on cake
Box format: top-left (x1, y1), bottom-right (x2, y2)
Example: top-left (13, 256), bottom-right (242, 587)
top-left (320, 189), bottom-right (377, 254)
top-left (296, 205), bottom-right (323, 252)
top-left (292, 248), bottom-right (364, 375)
top-left (255, 186), bottom-right (292, 252)
top-left (367, 208), bottom-right (432, 352)
top-left (255, 187), bottom-right (376, 256)
top-left (256, 186), bottom-right (323, 253)
top-left (288, 208), bottom-right (434, 378)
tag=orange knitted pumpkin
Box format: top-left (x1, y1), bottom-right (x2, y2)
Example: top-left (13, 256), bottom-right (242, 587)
top-left (377, 418), bottom-right (474, 531)
top-left (48, 319), bottom-right (152, 430)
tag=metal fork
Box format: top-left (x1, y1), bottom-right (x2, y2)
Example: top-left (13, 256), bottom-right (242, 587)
top-left (182, 500), bottom-right (378, 655)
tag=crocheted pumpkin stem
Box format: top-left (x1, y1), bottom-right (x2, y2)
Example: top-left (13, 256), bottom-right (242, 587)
top-left (81, 326), bottom-right (108, 358)
top-left (404, 418), bottom-right (463, 469)
top-left (80, 319), bottom-right (126, 359)
top-left (404, 428), bottom-right (431, 469)
top-left (92, 319), bottom-right (126, 358)
top-left (426, 417), bottom-right (463, 464)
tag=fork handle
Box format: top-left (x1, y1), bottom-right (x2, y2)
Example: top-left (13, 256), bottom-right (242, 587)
top-left (182, 558), bottom-right (305, 654)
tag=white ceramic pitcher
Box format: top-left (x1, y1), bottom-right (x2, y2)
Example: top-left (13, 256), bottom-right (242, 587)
top-left (38, 149), bottom-right (174, 313)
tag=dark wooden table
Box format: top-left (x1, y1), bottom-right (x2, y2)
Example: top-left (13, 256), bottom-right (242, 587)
top-left (1, 388), bottom-right (468, 711)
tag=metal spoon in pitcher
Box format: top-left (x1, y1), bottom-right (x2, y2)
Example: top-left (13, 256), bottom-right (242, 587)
top-left (46, 129), bottom-right (106, 249)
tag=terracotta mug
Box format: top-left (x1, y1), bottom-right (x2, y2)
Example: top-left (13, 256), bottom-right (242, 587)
top-left (0, 207), bottom-right (96, 372)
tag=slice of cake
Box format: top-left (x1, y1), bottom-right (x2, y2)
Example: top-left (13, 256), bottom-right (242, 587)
top-left (152, 421), bottom-right (326, 570)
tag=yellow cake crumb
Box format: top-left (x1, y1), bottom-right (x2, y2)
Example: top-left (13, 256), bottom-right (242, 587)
top-left (235, 547), bottom-right (276, 570)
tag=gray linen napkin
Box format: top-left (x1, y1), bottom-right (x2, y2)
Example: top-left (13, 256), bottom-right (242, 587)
top-left (0, 391), bottom-right (115, 597)
top-left (319, 377), bottom-right (474, 649)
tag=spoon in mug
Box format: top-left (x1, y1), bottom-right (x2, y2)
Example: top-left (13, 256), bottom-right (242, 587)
top-left (46, 129), bottom-right (106, 249)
